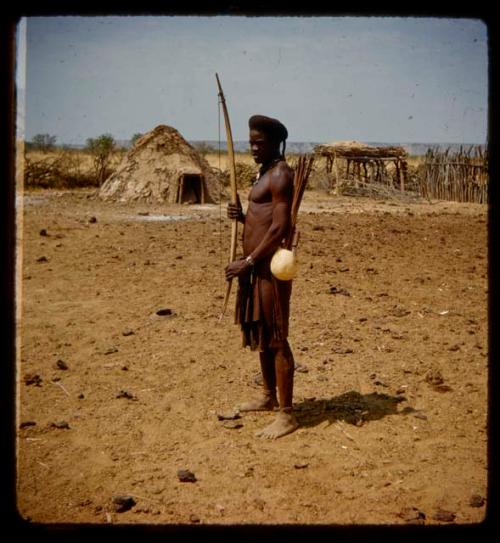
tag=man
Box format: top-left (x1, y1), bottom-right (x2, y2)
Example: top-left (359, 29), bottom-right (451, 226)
top-left (225, 114), bottom-right (299, 439)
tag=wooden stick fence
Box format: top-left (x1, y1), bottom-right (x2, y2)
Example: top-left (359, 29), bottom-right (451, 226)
top-left (420, 146), bottom-right (488, 204)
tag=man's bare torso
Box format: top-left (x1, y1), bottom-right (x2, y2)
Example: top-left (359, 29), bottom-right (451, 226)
top-left (243, 161), bottom-right (294, 257)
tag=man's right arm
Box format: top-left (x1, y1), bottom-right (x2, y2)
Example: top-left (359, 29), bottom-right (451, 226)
top-left (227, 195), bottom-right (245, 223)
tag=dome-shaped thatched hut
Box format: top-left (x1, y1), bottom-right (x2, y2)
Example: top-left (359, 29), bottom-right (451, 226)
top-left (99, 124), bottom-right (222, 204)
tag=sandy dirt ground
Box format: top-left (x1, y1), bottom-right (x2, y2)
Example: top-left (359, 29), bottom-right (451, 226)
top-left (16, 188), bottom-right (488, 526)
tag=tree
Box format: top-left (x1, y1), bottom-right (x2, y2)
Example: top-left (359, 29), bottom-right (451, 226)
top-left (86, 134), bottom-right (116, 185)
top-left (31, 134), bottom-right (57, 153)
top-left (130, 133), bottom-right (144, 147)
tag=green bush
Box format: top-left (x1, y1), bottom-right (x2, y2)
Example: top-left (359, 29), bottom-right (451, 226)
top-left (86, 134), bottom-right (116, 185)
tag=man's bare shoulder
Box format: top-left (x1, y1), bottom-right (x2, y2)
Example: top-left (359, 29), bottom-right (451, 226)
top-left (269, 161), bottom-right (294, 191)
top-left (275, 160), bottom-right (294, 178)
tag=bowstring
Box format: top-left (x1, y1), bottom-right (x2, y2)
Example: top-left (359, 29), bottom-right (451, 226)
top-left (218, 94), bottom-right (223, 291)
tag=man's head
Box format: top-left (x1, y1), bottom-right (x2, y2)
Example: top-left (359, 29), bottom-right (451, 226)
top-left (249, 115), bottom-right (288, 164)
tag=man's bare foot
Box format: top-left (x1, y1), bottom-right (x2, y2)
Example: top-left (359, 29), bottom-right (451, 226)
top-left (255, 410), bottom-right (299, 439)
top-left (237, 394), bottom-right (278, 412)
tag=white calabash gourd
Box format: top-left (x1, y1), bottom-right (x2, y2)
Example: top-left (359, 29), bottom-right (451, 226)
top-left (270, 247), bottom-right (297, 281)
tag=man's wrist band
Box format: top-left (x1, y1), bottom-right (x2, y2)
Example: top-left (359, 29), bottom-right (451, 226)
top-left (245, 255), bottom-right (255, 266)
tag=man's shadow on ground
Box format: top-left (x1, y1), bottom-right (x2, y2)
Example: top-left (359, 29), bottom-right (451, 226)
top-left (294, 390), bottom-right (409, 428)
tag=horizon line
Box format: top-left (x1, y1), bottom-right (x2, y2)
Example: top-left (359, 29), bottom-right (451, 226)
top-left (19, 138), bottom-right (488, 146)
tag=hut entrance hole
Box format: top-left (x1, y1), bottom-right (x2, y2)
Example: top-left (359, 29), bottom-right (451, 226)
top-left (177, 174), bottom-right (205, 204)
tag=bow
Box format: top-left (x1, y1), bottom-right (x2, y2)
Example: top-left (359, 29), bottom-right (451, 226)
top-left (216, 73), bottom-right (238, 321)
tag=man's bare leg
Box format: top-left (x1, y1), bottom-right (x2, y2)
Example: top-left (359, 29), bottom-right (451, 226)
top-left (256, 341), bottom-right (299, 439)
top-left (238, 350), bottom-right (279, 411)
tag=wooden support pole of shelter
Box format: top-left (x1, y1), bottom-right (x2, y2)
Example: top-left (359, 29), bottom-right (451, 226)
top-left (334, 152), bottom-right (340, 195)
top-left (400, 159), bottom-right (405, 192)
top-left (393, 160), bottom-right (400, 190)
top-left (402, 160), bottom-right (408, 192)
top-left (326, 156), bottom-right (333, 174)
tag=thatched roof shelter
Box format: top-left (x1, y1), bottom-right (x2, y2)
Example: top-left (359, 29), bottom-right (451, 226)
top-left (99, 124), bottom-right (222, 204)
top-left (315, 140), bottom-right (408, 159)
top-left (314, 140), bottom-right (409, 192)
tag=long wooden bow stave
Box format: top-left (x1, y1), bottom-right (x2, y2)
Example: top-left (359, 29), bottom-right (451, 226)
top-left (216, 73), bottom-right (238, 321)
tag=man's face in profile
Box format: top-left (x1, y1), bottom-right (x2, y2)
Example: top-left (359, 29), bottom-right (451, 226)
top-left (249, 129), bottom-right (279, 165)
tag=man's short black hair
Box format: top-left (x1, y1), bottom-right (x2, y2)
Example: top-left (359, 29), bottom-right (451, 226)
top-left (249, 115), bottom-right (288, 143)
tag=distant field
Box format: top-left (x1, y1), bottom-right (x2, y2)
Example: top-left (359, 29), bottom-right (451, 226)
top-left (204, 151), bottom-right (256, 170)
top-left (24, 149), bottom-right (424, 174)
top-left (25, 149), bottom-right (126, 172)
top-left (21, 148), bottom-right (424, 193)
top-left (205, 151), bottom-right (424, 171)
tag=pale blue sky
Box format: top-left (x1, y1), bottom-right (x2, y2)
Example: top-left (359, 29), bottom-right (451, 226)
top-left (18, 15), bottom-right (488, 145)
